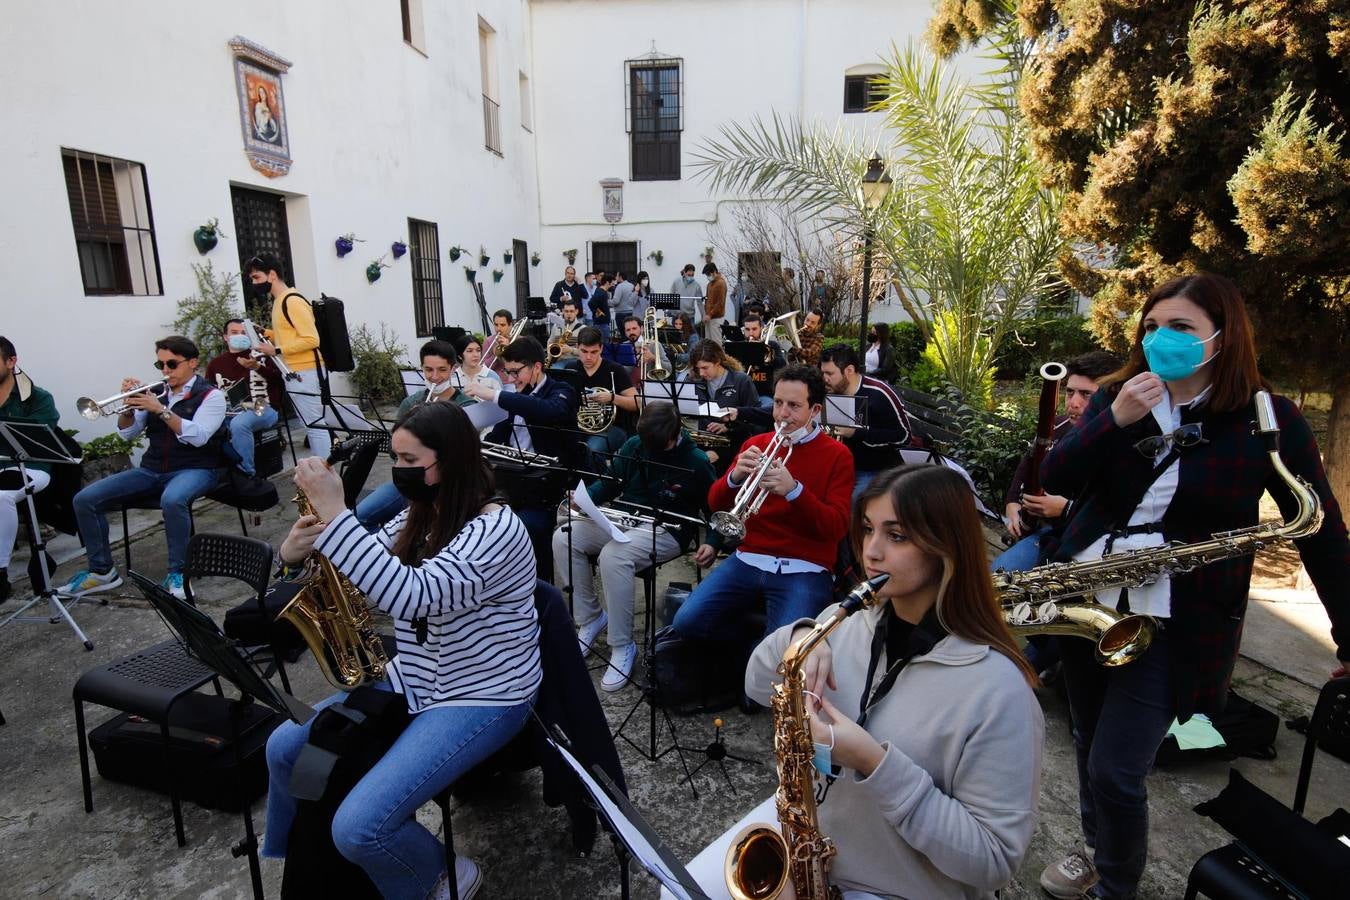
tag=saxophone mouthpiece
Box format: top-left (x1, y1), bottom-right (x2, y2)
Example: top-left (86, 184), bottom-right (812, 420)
top-left (841, 574), bottom-right (890, 614)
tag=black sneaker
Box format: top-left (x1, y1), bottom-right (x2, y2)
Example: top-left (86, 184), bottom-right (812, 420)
top-left (0, 568), bottom-right (10, 604)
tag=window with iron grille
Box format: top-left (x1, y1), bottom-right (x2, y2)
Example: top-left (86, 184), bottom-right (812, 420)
top-left (409, 218), bottom-right (444, 336)
top-left (61, 149), bottom-right (162, 296)
top-left (843, 74), bottom-right (887, 113)
top-left (625, 55), bottom-right (682, 181)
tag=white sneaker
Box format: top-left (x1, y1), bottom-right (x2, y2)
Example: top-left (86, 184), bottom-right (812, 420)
top-left (432, 856), bottom-right (483, 900)
top-left (61, 568), bottom-right (122, 597)
top-left (601, 642), bottom-right (639, 692)
top-left (577, 611), bottom-right (608, 656)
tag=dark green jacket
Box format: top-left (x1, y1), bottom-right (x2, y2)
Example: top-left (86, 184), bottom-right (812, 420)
top-left (587, 431), bottom-right (714, 549)
top-left (0, 373), bottom-right (59, 474)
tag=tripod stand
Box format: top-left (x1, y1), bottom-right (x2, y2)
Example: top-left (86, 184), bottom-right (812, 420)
top-left (675, 716), bottom-right (757, 795)
top-left (0, 421), bottom-right (96, 650)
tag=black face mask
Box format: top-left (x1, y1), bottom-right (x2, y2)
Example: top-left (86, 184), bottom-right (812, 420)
top-left (391, 465), bottom-right (438, 503)
top-left (248, 281), bottom-right (270, 301)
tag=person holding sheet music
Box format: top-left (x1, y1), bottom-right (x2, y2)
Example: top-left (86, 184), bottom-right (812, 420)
top-left (64, 336), bottom-right (226, 601)
top-left (819, 343), bottom-right (913, 499)
top-left (0, 336), bottom-right (58, 603)
top-left (205, 319), bottom-right (284, 477)
top-left (245, 254), bottom-right (331, 459)
top-left (463, 336), bottom-right (581, 580)
top-left (684, 342), bottom-right (765, 470)
top-left (553, 402), bottom-right (714, 691)
top-left (265, 402), bottom-right (539, 900)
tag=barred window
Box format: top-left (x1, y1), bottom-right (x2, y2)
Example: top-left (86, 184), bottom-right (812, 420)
top-left (62, 149), bottom-right (162, 296)
top-left (408, 218), bottom-right (444, 336)
top-left (626, 54), bottom-right (682, 181)
top-left (843, 74), bottom-right (886, 114)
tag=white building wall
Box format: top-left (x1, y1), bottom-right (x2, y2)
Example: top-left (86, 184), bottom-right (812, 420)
top-left (528, 0), bottom-right (945, 288)
top-left (1, 0), bottom-right (539, 439)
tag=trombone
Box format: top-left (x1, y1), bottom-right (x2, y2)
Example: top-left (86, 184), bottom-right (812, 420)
top-left (710, 420), bottom-right (795, 541)
top-left (76, 380), bottom-right (168, 420)
top-left (482, 319), bottom-right (526, 370)
top-left (638, 307), bottom-right (671, 380)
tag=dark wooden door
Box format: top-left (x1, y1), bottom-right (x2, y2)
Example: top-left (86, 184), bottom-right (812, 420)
top-left (590, 241), bottom-right (639, 283)
top-left (513, 238), bottom-right (530, 318)
top-left (231, 186), bottom-right (293, 320)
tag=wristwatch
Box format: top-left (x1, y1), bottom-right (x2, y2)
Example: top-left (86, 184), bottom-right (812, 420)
top-left (158, 409), bottom-right (173, 421)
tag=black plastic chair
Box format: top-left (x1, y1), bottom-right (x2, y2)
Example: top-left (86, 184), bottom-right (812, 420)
top-left (73, 640), bottom-right (223, 847)
top-left (1185, 676), bottom-right (1350, 899)
top-left (183, 533), bottom-right (291, 694)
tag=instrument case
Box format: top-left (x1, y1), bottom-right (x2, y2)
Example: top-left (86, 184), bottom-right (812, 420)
top-left (88, 692), bottom-right (280, 812)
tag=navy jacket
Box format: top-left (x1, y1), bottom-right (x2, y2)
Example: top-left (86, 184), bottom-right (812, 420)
top-left (1043, 388), bottom-right (1350, 720)
top-left (486, 375), bottom-right (582, 467)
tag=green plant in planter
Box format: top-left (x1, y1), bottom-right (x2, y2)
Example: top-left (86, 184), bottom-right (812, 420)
top-left (193, 217), bottom-right (227, 255)
top-left (502, 249), bottom-right (513, 264)
top-left (563, 249), bottom-right (578, 265)
top-left (449, 245), bottom-right (465, 262)
top-left (464, 266), bottom-right (477, 282)
top-left (530, 251), bottom-right (540, 267)
top-left (479, 246), bottom-right (491, 267)
top-left (492, 269), bottom-right (505, 283)
top-left (349, 323), bottom-right (408, 406)
top-left (647, 249), bottom-right (664, 266)
top-left (81, 432), bottom-right (145, 462)
top-left (170, 261), bottom-right (242, 363)
top-left (366, 255), bottom-right (390, 283)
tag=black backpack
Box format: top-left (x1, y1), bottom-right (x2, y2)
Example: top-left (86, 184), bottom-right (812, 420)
top-left (1154, 690), bottom-right (1280, 766)
top-left (280, 292), bottom-right (355, 373)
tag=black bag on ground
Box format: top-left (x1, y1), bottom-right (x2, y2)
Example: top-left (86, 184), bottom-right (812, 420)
top-left (652, 626), bottom-right (745, 715)
top-left (216, 469), bottom-right (280, 512)
top-left (1154, 689), bottom-right (1280, 766)
top-left (88, 692), bottom-right (280, 812)
top-left (223, 580), bottom-right (304, 655)
top-left (280, 685), bottom-right (411, 899)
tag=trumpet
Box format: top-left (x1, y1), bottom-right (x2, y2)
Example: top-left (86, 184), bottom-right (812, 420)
top-left (710, 421), bottom-right (795, 541)
top-left (76, 380), bottom-right (168, 420)
top-left (558, 500), bottom-right (704, 531)
top-left (480, 440), bottom-right (558, 469)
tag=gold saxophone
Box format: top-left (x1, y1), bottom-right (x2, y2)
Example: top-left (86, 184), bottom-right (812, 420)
top-left (1000, 390), bottom-right (1324, 666)
top-left (278, 473), bottom-right (390, 691)
top-left (725, 575), bottom-right (891, 900)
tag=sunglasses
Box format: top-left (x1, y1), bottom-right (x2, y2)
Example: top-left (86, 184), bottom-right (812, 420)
top-left (154, 358), bottom-right (187, 371)
top-left (1133, 423), bottom-right (1207, 458)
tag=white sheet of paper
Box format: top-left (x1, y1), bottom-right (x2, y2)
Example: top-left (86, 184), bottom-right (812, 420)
top-left (465, 398), bottom-right (509, 431)
top-left (572, 478), bottom-right (629, 542)
top-left (697, 402), bottom-right (734, 418)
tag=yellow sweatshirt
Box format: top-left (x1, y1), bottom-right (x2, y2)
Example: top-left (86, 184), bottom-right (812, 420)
top-left (268, 290), bottom-right (324, 372)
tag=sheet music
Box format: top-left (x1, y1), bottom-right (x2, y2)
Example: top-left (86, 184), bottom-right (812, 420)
top-left (822, 393), bottom-right (862, 428)
top-left (697, 402), bottom-right (734, 419)
top-left (572, 479), bottom-right (630, 543)
top-left (466, 398), bottom-right (509, 431)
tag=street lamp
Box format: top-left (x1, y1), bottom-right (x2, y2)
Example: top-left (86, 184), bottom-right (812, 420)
top-left (858, 154), bottom-right (893, 359)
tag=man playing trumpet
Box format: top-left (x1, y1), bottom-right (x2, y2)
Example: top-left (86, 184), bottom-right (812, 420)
top-left (64, 336), bottom-right (227, 600)
top-left (671, 365), bottom-right (854, 644)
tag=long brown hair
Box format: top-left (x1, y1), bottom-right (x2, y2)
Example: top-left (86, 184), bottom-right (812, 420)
top-left (1105, 272), bottom-right (1268, 413)
top-left (687, 340), bottom-right (743, 372)
top-left (852, 465), bottom-right (1037, 685)
top-left (389, 403), bottom-right (496, 565)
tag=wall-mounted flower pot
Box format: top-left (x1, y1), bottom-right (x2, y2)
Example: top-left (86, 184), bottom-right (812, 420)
top-left (502, 251), bottom-right (513, 264)
top-left (449, 246), bottom-right (464, 262)
top-left (492, 269), bottom-right (505, 283)
top-left (391, 241), bottom-right (407, 259)
top-left (366, 263), bottom-right (383, 283)
top-left (193, 226), bottom-right (219, 255)
top-left (464, 267), bottom-right (477, 282)
top-left (530, 252), bottom-right (540, 267)
top-left (335, 236), bottom-right (354, 257)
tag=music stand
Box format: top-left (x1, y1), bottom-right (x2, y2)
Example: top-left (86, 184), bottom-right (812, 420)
top-left (0, 421), bottom-right (95, 649)
top-left (821, 392), bottom-right (867, 432)
top-left (722, 341), bottom-right (769, 374)
top-left (398, 368), bottom-right (426, 397)
top-left (128, 570), bottom-right (315, 900)
top-left (545, 725), bottom-right (711, 900)
top-left (647, 292), bottom-right (682, 314)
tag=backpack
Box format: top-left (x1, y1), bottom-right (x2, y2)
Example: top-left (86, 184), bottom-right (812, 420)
top-left (1154, 689), bottom-right (1280, 766)
top-left (280, 291), bottom-right (355, 373)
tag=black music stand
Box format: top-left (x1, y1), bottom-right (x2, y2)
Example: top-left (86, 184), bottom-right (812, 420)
top-left (0, 421), bottom-right (94, 649)
top-left (129, 570), bottom-right (315, 900)
top-left (821, 392), bottom-right (868, 432)
top-left (722, 340), bottom-right (771, 374)
top-left (646, 292), bottom-right (682, 314)
top-left (546, 725), bottom-right (711, 900)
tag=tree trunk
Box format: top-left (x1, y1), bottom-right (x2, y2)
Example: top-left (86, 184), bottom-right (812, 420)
top-left (1324, 378), bottom-right (1350, 515)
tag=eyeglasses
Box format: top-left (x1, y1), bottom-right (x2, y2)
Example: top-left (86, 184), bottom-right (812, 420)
top-left (1133, 423), bottom-right (1206, 458)
top-left (154, 359), bottom-right (185, 371)
top-left (502, 366), bottom-right (525, 379)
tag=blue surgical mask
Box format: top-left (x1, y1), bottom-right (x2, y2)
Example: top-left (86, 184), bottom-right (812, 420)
top-left (804, 691), bottom-right (835, 777)
top-left (227, 334), bottom-right (252, 352)
top-left (1141, 327), bottom-right (1221, 382)
top-left (684, 275), bottom-right (694, 285)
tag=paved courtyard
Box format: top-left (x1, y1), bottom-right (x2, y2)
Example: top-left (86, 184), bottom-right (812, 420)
top-left (0, 455), bottom-right (1345, 899)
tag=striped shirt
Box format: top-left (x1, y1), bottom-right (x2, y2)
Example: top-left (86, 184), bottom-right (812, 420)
top-left (314, 504), bottom-right (541, 713)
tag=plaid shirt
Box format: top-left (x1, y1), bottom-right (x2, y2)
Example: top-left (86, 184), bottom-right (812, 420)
top-left (1043, 389), bottom-right (1350, 721)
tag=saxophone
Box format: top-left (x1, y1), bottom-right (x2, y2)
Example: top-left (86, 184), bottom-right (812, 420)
top-left (724, 575), bottom-right (891, 900)
top-left (1000, 390), bottom-right (1324, 666)
top-left (277, 458), bottom-right (390, 691)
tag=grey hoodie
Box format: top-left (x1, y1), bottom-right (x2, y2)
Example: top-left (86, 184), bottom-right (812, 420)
top-left (745, 603), bottom-right (1044, 899)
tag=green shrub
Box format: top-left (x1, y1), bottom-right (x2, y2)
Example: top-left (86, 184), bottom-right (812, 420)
top-left (81, 432), bottom-right (145, 461)
top-left (903, 354), bottom-right (947, 394)
top-left (349, 323), bottom-right (408, 406)
top-left (889, 321), bottom-right (927, 374)
top-left (170, 261), bottom-right (242, 365)
top-left (923, 310), bottom-right (995, 407)
top-left (940, 379), bottom-right (1038, 509)
top-left (994, 314), bottom-right (1099, 379)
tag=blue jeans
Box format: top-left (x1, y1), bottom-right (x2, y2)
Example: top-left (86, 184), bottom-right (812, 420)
top-left (851, 468), bottom-right (880, 503)
top-left (73, 466), bottom-right (221, 574)
top-left (226, 407), bottom-right (279, 475)
top-left (262, 682), bottom-right (533, 897)
top-left (992, 528), bottom-right (1049, 572)
top-left (1059, 629), bottom-right (1174, 899)
top-left (354, 481), bottom-right (406, 532)
top-left (757, 395), bottom-right (774, 410)
top-left (585, 425), bottom-right (627, 472)
top-left (514, 504), bottom-right (554, 581)
top-left (672, 554), bottom-right (832, 641)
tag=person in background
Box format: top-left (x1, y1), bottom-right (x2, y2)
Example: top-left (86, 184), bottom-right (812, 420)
top-left (588, 273), bottom-right (613, 341)
top-left (451, 333), bottom-right (503, 393)
top-left (818, 343), bottom-right (911, 500)
top-left (671, 311), bottom-right (701, 371)
top-left (549, 299), bottom-right (583, 364)
top-left (611, 271), bottom-right (637, 323)
top-left (780, 267), bottom-right (800, 313)
top-left (701, 262), bottom-right (727, 346)
top-left (483, 309), bottom-right (516, 375)
top-left (741, 314), bottom-right (787, 407)
top-left (548, 265), bottom-right (586, 309)
top-left (864, 322), bottom-right (898, 384)
top-left (792, 307), bottom-right (825, 367)
top-left (205, 319), bottom-right (284, 477)
top-left (811, 268), bottom-right (836, 308)
top-left (632, 270), bottom-right (652, 322)
top-left (672, 264), bottom-right (703, 324)
top-left (246, 254), bottom-right (331, 459)
top-left (0, 336), bottom-right (58, 603)
top-left (684, 341), bottom-right (763, 471)
top-left (567, 326), bottom-right (639, 469)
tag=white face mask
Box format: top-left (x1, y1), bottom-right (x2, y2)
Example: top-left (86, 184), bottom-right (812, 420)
top-left (784, 416), bottom-right (818, 444)
top-left (427, 377), bottom-right (454, 396)
top-left (640, 279), bottom-right (649, 287)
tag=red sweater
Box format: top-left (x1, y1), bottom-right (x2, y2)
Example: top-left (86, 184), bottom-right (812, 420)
top-left (708, 429), bottom-right (855, 569)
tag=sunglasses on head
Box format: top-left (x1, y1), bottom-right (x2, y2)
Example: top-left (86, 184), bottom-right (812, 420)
top-left (154, 358), bottom-right (186, 371)
top-left (1133, 423), bottom-right (1207, 458)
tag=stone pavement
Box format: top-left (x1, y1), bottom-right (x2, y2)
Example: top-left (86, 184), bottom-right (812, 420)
top-left (1, 455), bottom-right (1345, 899)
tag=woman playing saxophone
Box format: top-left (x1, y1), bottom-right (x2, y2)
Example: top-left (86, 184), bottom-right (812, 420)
top-left (263, 402), bottom-right (540, 900)
top-left (678, 465), bottom-right (1043, 899)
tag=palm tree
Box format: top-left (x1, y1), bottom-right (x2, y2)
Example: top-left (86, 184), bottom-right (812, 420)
top-left (690, 21), bottom-right (1063, 404)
